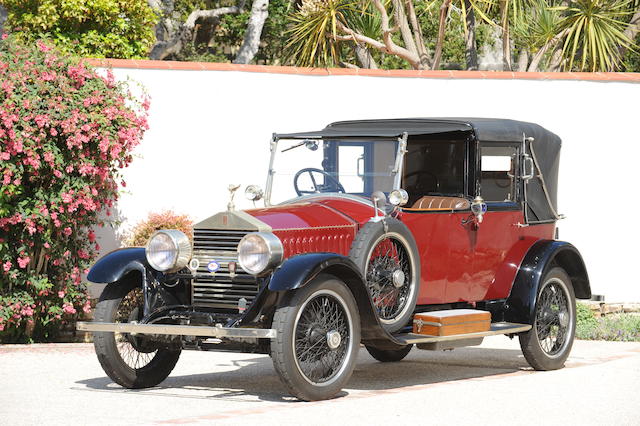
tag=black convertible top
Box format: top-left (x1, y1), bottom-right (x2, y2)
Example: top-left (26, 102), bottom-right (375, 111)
top-left (276, 118), bottom-right (562, 223)
top-left (276, 117), bottom-right (560, 144)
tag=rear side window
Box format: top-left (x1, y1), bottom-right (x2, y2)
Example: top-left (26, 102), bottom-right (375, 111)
top-left (480, 145), bottom-right (518, 202)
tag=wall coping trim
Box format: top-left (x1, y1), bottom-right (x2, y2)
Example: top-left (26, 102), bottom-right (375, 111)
top-left (85, 58), bottom-right (640, 83)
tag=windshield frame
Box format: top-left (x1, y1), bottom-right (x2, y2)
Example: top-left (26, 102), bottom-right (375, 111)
top-left (264, 133), bottom-right (408, 206)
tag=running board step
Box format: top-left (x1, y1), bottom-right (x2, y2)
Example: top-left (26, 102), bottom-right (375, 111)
top-left (395, 322), bottom-right (532, 346)
top-left (76, 321), bottom-right (277, 339)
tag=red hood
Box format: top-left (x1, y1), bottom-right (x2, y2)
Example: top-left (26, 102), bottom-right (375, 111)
top-left (245, 196), bottom-right (378, 230)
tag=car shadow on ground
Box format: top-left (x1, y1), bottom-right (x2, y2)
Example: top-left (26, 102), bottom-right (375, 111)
top-left (75, 345), bottom-right (531, 403)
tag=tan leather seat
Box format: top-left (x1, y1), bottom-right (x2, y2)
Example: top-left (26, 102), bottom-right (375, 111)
top-left (409, 196), bottom-right (470, 211)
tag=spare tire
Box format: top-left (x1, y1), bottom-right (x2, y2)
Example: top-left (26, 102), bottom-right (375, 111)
top-left (349, 218), bottom-right (420, 333)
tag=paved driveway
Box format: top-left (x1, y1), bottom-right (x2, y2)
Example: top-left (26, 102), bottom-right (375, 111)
top-left (1, 338), bottom-right (639, 425)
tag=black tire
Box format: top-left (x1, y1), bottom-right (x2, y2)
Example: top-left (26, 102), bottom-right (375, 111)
top-left (270, 275), bottom-right (360, 401)
top-left (93, 277), bottom-right (181, 389)
top-left (519, 267), bottom-right (576, 371)
top-left (349, 218), bottom-right (420, 333)
top-left (365, 344), bottom-right (413, 362)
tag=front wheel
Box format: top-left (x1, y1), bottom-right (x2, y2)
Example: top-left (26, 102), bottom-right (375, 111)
top-left (93, 277), bottom-right (181, 389)
top-left (270, 275), bottom-right (361, 401)
top-left (519, 267), bottom-right (576, 371)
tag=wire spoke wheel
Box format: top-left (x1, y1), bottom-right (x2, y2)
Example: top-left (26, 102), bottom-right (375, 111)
top-left (350, 219), bottom-right (420, 333)
top-left (534, 279), bottom-right (570, 356)
top-left (519, 267), bottom-right (576, 371)
top-left (114, 288), bottom-right (158, 370)
top-left (365, 236), bottom-right (412, 322)
top-left (270, 276), bottom-right (360, 401)
top-left (294, 293), bottom-right (350, 384)
top-left (93, 279), bottom-right (181, 389)
top-left (113, 288), bottom-right (158, 370)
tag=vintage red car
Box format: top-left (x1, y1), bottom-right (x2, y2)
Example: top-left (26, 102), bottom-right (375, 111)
top-left (78, 118), bottom-right (590, 401)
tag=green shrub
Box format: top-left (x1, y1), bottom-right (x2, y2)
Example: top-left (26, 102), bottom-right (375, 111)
top-left (576, 302), bottom-right (640, 342)
top-left (577, 302), bottom-right (598, 328)
top-left (0, 36), bottom-right (149, 342)
top-left (0, 0), bottom-right (157, 59)
top-left (126, 211), bottom-right (193, 247)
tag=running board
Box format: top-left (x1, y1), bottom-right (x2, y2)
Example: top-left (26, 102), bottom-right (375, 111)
top-left (395, 322), bottom-right (531, 345)
top-left (76, 321), bottom-right (277, 339)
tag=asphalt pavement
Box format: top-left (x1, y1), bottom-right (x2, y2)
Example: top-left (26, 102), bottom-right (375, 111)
top-left (1, 337), bottom-right (639, 425)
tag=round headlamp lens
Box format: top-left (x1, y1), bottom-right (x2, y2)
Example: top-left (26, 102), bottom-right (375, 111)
top-left (146, 230), bottom-right (191, 272)
top-left (237, 232), bottom-right (283, 275)
top-left (389, 189), bottom-right (409, 206)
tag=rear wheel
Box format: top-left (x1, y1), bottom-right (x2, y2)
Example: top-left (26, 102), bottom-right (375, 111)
top-left (519, 267), bottom-right (576, 371)
top-left (270, 275), bottom-right (360, 401)
top-left (93, 277), bottom-right (181, 389)
top-left (365, 344), bottom-right (413, 362)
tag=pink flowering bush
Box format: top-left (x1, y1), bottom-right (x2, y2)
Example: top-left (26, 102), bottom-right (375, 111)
top-left (0, 36), bottom-right (149, 342)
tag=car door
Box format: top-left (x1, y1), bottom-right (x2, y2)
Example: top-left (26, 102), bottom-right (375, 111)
top-left (471, 142), bottom-right (524, 300)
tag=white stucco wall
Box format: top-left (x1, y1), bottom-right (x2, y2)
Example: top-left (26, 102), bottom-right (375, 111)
top-left (97, 66), bottom-right (640, 302)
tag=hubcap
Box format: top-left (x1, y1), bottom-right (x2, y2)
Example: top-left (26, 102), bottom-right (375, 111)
top-left (326, 330), bottom-right (341, 350)
top-left (558, 310), bottom-right (569, 328)
top-left (392, 270), bottom-right (405, 288)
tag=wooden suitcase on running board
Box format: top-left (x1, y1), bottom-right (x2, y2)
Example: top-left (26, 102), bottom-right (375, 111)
top-left (413, 309), bottom-right (491, 336)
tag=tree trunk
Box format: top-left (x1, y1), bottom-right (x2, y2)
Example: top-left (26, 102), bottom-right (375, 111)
top-left (149, 1), bottom-right (246, 60)
top-left (527, 29), bottom-right (568, 72)
top-left (405, 0), bottom-right (431, 67)
top-left (392, 0), bottom-right (419, 56)
top-left (464, 0), bottom-right (478, 71)
top-left (500, 0), bottom-right (511, 71)
top-left (548, 47), bottom-right (563, 71)
top-left (433, 0), bottom-right (452, 70)
top-left (617, 6), bottom-right (640, 66)
top-left (516, 49), bottom-right (528, 72)
top-left (234, 0), bottom-right (269, 64)
top-left (354, 44), bottom-right (378, 69)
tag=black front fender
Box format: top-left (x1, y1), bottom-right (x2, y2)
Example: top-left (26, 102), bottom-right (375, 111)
top-left (87, 247), bottom-right (149, 284)
top-left (268, 253), bottom-right (407, 350)
top-left (504, 240), bottom-right (591, 325)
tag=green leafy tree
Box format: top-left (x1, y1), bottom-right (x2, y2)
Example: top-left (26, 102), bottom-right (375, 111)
top-left (0, 0), bottom-right (157, 58)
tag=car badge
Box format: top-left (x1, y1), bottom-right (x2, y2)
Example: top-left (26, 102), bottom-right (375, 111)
top-left (207, 261), bottom-right (220, 273)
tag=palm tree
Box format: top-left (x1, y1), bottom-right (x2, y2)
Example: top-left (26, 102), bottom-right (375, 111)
top-left (554, 0), bottom-right (636, 71)
top-left (286, 0), bottom-right (434, 69)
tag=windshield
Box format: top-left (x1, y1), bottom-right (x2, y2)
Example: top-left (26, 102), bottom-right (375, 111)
top-left (266, 138), bottom-right (400, 205)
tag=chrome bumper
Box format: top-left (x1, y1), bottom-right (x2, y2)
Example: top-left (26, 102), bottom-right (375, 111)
top-left (76, 321), bottom-right (277, 339)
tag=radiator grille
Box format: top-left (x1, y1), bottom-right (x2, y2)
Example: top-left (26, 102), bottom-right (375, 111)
top-left (191, 229), bottom-right (258, 309)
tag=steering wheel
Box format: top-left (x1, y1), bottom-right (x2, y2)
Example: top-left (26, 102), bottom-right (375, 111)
top-left (293, 168), bottom-right (346, 196)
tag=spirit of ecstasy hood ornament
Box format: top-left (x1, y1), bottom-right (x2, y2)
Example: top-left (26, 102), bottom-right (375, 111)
top-left (227, 184), bottom-right (241, 211)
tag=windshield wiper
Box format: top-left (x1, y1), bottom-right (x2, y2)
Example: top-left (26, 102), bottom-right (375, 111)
top-left (282, 139), bottom-right (319, 152)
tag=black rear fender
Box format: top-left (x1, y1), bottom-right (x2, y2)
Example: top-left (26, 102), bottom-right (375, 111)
top-left (505, 240), bottom-right (591, 325)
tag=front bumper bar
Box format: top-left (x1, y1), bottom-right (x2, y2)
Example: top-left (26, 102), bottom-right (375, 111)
top-left (76, 321), bottom-right (277, 339)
